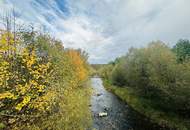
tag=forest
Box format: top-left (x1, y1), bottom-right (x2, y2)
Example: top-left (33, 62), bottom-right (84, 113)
top-left (99, 40), bottom-right (190, 130)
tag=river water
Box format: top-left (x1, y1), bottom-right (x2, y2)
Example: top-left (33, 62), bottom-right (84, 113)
top-left (90, 77), bottom-right (171, 130)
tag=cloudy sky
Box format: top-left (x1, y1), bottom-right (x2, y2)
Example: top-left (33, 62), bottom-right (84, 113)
top-left (0, 0), bottom-right (190, 63)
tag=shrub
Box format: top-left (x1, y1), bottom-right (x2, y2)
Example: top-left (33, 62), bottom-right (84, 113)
top-left (0, 30), bottom-right (91, 129)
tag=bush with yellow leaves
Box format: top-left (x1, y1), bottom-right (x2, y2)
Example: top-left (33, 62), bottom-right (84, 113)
top-left (0, 29), bottom-right (91, 130)
top-left (65, 49), bottom-right (89, 87)
top-left (0, 31), bottom-right (55, 129)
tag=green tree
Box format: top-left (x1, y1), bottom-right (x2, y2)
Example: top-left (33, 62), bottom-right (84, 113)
top-left (106, 41), bottom-right (190, 115)
top-left (173, 39), bottom-right (190, 63)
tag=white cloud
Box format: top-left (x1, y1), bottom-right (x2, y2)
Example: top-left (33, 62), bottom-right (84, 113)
top-left (0, 0), bottom-right (190, 63)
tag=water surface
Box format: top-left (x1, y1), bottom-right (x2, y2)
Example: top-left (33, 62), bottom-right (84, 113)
top-left (90, 77), bottom-right (172, 130)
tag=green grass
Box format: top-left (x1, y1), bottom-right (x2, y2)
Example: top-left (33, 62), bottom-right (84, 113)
top-left (44, 83), bottom-right (93, 130)
top-left (103, 79), bottom-right (190, 130)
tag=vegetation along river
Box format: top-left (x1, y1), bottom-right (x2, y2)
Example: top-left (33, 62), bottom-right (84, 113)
top-left (90, 77), bottom-right (172, 130)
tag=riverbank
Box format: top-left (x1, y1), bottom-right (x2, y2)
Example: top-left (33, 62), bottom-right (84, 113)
top-left (103, 79), bottom-right (190, 130)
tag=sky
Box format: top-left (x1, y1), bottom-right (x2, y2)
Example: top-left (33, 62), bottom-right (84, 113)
top-left (0, 0), bottom-right (190, 64)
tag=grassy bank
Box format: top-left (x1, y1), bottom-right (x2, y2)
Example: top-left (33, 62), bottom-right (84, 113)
top-left (103, 79), bottom-right (190, 130)
top-left (49, 84), bottom-right (92, 130)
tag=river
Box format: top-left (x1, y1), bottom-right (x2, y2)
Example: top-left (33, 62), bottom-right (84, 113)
top-left (90, 77), bottom-right (171, 130)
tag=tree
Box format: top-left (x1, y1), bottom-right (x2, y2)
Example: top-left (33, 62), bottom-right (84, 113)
top-left (173, 39), bottom-right (190, 63)
top-left (111, 63), bottom-right (127, 86)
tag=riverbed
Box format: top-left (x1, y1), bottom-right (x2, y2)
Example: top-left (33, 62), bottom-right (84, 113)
top-left (90, 77), bottom-right (171, 130)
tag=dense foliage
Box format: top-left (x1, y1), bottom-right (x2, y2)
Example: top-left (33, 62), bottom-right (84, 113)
top-left (0, 26), bottom-right (91, 129)
top-left (101, 41), bottom-right (190, 119)
top-left (173, 39), bottom-right (190, 63)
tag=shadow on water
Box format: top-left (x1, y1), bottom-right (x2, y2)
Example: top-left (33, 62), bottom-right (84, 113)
top-left (90, 77), bottom-right (173, 130)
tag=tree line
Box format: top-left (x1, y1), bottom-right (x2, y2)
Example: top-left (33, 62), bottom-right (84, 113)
top-left (100, 40), bottom-right (190, 119)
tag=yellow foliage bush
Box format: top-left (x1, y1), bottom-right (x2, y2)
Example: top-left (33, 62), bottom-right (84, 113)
top-left (66, 50), bottom-right (88, 86)
top-left (0, 31), bottom-right (91, 130)
top-left (0, 32), bottom-right (53, 116)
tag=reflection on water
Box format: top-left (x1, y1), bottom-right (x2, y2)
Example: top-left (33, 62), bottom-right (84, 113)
top-left (90, 77), bottom-right (171, 130)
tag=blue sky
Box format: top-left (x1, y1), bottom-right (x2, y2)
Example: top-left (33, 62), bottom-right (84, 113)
top-left (0, 0), bottom-right (190, 63)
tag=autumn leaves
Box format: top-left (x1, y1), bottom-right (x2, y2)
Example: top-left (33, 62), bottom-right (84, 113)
top-left (0, 29), bottom-right (90, 129)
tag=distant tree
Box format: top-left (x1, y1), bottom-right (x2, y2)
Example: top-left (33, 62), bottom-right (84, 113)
top-left (173, 39), bottom-right (190, 63)
top-left (111, 63), bottom-right (127, 86)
